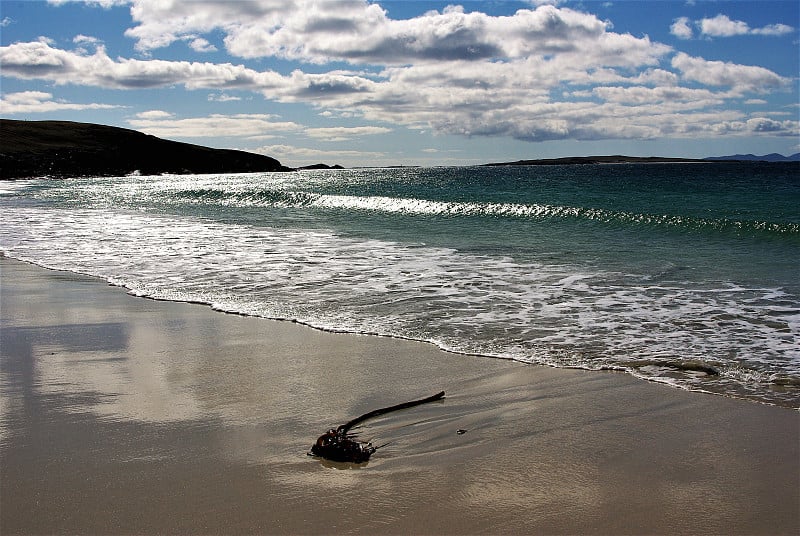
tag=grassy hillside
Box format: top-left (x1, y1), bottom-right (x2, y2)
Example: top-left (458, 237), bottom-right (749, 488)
top-left (0, 119), bottom-right (291, 178)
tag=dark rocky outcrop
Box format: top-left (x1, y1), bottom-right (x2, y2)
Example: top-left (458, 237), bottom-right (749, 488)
top-left (0, 119), bottom-right (292, 179)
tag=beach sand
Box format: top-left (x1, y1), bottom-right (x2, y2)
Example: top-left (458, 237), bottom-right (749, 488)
top-left (1, 256), bottom-right (798, 535)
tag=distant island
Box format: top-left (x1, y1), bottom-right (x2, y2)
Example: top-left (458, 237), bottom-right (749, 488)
top-left (0, 119), bottom-right (294, 179)
top-left (484, 154), bottom-right (800, 166)
top-left (703, 153), bottom-right (800, 163)
top-left (297, 163), bottom-right (345, 170)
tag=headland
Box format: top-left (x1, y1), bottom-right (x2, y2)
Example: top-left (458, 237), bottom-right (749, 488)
top-left (0, 119), bottom-right (292, 178)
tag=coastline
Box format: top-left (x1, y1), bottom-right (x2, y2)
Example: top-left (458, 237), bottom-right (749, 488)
top-left (1, 256), bottom-right (798, 534)
top-left (2, 119), bottom-right (797, 179)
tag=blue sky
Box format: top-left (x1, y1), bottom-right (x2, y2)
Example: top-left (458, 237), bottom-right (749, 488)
top-left (1, 0), bottom-right (798, 167)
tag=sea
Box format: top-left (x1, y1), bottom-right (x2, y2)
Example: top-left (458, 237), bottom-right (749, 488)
top-left (1, 162), bottom-right (798, 408)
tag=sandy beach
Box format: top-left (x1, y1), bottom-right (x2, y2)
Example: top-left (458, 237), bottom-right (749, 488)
top-left (1, 255), bottom-right (798, 535)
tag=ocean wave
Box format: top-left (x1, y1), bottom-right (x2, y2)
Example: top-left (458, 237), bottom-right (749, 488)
top-left (170, 186), bottom-right (799, 236)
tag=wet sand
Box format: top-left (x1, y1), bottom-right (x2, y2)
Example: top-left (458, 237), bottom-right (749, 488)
top-left (1, 256), bottom-right (798, 535)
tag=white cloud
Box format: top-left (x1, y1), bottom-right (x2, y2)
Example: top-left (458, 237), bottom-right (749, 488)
top-left (671, 14), bottom-right (794, 40)
top-left (592, 86), bottom-right (723, 107)
top-left (208, 93), bottom-right (241, 102)
top-left (672, 52), bottom-right (791, 93)
top-left (4, 2), bottom-right (797, 145)
top-left (0, 90), bottom-right (121, 114)
top-left (73, 34), bottom-right (102, 45)
top-left (125, 1), bottom-right (286, 53)
top-left (1, 17), bottom-right (13, 27)
top-left (752, 23), bottom-right (794, 37)
top-left (710, 117), bottom-right (800, 136)
top-left (700, 14), bottom-right (749, 37)
top-left (47, 0), bottom-right (129, 8)
top-left (0, 39), bottom-right (287, 90)
top-left (253, 143), bottom-right (385, 166)
top-left (3, 36), bottom-right (795, 142)
top-left (1, 91), bottom-right (56, 105)
top-left (305, 126), bottom-right (392, 141)
top-left (746, 117), bottom-right (795, 133)
top-left (696, 14), bottom-right (794, 38)
top-left (124, 1), bottom-right (668, 68)
top-left (135, 109), bottom-right (173, 119)
top-left (127, 113), bottom-right (302, 139)
top-left (188, 37), bottom-right (217, 53)
top-left (670, 17), bottom-right (693, 39)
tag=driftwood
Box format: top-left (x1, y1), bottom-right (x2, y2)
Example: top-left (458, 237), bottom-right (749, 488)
top-left (309, 391), bottom-right (445, 463)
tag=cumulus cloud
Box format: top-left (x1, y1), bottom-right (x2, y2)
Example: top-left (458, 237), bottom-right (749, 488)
top-left (710, 117), bottom-right (799, 136)
top-left (752, 23), bottom-right (795, 36)
top-left (0, 90), bottom-right (120, 114)
top-left (675, 13), bottom-right (795, 39)
top-left (670, 17), bottom-right (693, 39)
top-left (124, 1), bottom-right (668, 68)
top-left (188, 37), bottom-right (217, 53)
top-left (125, 0), bottom-right (286, 53)
top-left (671, 52), bottom-right (791, 93)
top-left (3, 2), bottom-right (797, 144)
top-left (700, 14), bottom-right (750, 37)
top-left (0, 38), bottom-right (286, 90)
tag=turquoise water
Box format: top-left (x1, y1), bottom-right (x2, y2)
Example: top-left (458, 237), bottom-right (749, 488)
top-left (1, 162), bottom-right (798, 407)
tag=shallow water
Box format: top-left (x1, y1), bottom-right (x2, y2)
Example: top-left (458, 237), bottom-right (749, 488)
top-left (1, 163), bottom-right (798, 407)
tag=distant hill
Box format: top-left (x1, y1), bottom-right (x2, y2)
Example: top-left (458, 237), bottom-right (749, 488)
top-left (0, 119), bottom-right (292, 179)
top-left (703, 153), bottom-right (800, 162)
top-left (484, 155), bottom-right (712, 166)
top-left (484, 154), bottom-right (800, 167)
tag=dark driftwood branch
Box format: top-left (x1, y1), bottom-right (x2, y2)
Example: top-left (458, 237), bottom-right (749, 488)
top-left (309, 391), bottom-right (445, 463)
top-left (338, 390), bottom-right (446, 435)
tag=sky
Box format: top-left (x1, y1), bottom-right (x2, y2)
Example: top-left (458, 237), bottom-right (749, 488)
top-left (1, 1), bottom-right (798, 167)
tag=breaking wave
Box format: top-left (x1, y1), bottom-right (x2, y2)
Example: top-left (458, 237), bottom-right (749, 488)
top-left (170, 187), bottom-right (798, 237)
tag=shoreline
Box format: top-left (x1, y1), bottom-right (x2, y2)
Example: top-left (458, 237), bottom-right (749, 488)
top-left (7, 254), bottom-right (795, 411)
top-left (2, 256), bottom-right (798, 534)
